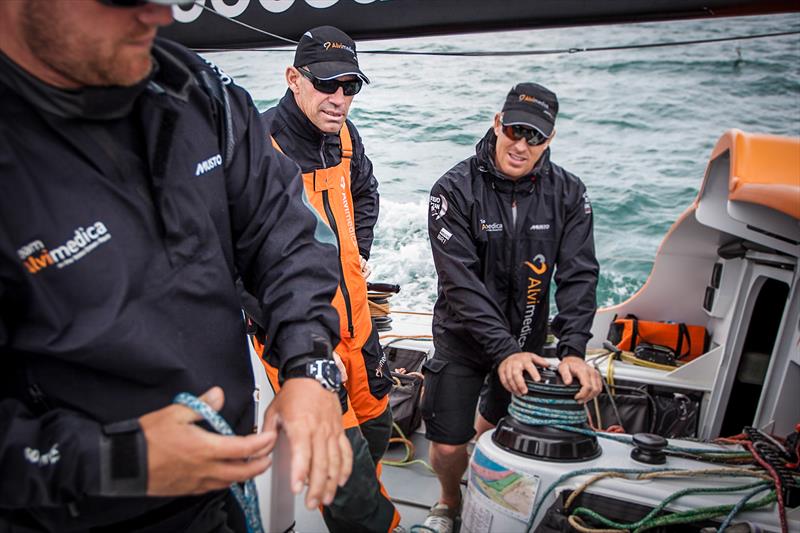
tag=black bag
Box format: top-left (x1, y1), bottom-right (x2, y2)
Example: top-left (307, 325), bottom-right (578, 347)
top-left (384, 345), bottom-right (427, 437)
top-left (389, 372), bottom-right (423, 437)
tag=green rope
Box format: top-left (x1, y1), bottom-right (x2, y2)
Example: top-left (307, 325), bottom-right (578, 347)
top-left (634, 490), bottom-right (776, 532)
top-left (569, 481), bottom-right (772, 531)
top-left (381, 422), bottom-right (435, 473)
top-left (525, 467), bottom-right (771, 532)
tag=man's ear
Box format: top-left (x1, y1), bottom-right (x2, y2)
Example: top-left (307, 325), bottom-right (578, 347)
top-left (286, 66), bottom-right (301, 95)
top-left (544, 127), bottom-right (556, 148)
top-left (493, 113), bottom-right (503, 136)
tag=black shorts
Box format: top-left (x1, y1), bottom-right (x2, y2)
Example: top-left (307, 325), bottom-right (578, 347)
top-left (420, 355), bottom-right (511, 445)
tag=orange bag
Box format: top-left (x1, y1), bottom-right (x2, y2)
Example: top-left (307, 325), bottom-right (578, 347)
top-left (607, 315), bottom-right (709, 362)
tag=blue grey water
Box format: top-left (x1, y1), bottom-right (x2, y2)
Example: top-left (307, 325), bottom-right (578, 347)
top-left (207, 14), bottom-right (800, 313)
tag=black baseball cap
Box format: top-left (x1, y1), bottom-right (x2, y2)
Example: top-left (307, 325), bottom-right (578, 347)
top-left (501, 83), bottom-right (558, 137)
top-left (293, 26), bottom-right (370, 84)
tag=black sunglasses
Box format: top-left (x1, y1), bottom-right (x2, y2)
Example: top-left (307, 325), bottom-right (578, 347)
top-left (298, 68), bottom-right (363, 97)
top-left (502, 124), bottom-right (548, 146)
top-left (98, 0), bottom-right (194, 7)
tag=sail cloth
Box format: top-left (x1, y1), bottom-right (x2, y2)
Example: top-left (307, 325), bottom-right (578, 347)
top-left (160, 0), bottom-right (799, 51)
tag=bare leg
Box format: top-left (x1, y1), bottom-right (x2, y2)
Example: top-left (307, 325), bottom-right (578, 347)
top-left (429, 442), bottom-right (468, 507)
top-left (474, 413), bottom-right (496, 439)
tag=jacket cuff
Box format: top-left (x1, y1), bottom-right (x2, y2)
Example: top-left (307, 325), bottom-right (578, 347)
top-left (98, 419), bottom-right (148, 496)
top-left (556, 339), bottom-right (587, 360)
top-left (492, 337), bottom-right (522, 365)
top-left (273, 322), bottom-right (334, 374)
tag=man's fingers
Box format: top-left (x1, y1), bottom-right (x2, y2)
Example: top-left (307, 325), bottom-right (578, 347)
top-left (205, 431), bottom-right (275, 461)
top-left (337, 432), bottom-right (353, 486)
top-left (322, 436), bottom-right (341, 505)
top-left (323, 431), bottom-right (342, 504)
top-left (198, 386), bottom-right (225, 412)
top-left (286, 424), bottom-right (312, 495)
top-left (558, 363), bottom-right (574, 386)
top-left (305, 428), bottom-right (330, 509)
top-left (513, 363), bottom-right (529, 396)
top-left (572, 367), bottom-right (601, 403)
top-left (523, 359), bottom-right (541, 384)
top-left (170, 386), bottom-right (227, 425)
top-left (207, 454), bottom-right (273, 487)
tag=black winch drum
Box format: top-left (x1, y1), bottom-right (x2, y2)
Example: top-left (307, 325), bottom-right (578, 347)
top-left (492, 368), bottom-right (602, 462)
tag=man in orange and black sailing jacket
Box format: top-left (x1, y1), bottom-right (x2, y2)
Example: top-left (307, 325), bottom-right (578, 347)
top-left (420, 83), bottom-right (604, 533)
top-left (0, 2), bottom-right (351, 532)
top-left (253, 26), bottom-right (400, 533)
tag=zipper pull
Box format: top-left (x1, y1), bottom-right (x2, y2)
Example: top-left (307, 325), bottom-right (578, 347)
top-left (28, 383), bottom-right (51, 411)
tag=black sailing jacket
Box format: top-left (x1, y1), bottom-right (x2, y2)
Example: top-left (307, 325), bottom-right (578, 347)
top-left (0, 39), bottom-right (340, 531)
top-left (262, 91), bottom-right (380, 260)
top-left (428, 129), bottom-right (599, 368)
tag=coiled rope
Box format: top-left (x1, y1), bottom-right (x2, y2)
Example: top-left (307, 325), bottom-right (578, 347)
top-left (173, 393), bottom-right (264, 533)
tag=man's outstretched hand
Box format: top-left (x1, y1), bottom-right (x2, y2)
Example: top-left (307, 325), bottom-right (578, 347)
top-left (140, 386), bottom-right (275, 496)
top-left (262, 378), bottom-right (352, 510)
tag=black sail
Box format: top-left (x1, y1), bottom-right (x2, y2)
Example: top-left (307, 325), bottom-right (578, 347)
top-left (160, 0), bottom-right (798, 51)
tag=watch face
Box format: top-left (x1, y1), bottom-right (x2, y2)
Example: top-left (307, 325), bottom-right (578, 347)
top-left (308, 360), bottom-right (341, 391)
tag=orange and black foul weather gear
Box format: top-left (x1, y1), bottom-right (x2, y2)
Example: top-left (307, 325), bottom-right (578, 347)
top-left (252, 91), bottom-right (399, 533)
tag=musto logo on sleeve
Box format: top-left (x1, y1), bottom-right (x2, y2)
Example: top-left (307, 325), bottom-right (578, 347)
top-left (518, 254), bottom-right (548, 347)
top-left (17, 222), bottom-right (112, 274)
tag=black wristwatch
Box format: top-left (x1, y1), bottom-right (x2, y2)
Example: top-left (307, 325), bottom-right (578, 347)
top-left (286, 359), bottom-right (342, 392)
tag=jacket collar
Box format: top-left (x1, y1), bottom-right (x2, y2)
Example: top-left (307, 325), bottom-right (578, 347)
top-left (147, 39), bottom-right (194, 103)
top-left (0, 50), bottom-right (152, 120)
top-left (0, 38), bottom-right (193, 121)
top-left (276, 89), bottom-right (340, 146)
top-left (475, 128), bottom-right (551, 194)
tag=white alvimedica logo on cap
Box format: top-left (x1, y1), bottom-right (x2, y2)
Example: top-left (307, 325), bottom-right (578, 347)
top-left (17, 222), bottom-right (112, 275)
top-left (324, 41), bottom-right (355, 56)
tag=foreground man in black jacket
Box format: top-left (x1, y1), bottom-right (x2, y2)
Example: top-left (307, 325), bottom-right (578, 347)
top-left (0, 1), bottom-right (351, 531)
top-left (421, 83), bottom-right (603, 532)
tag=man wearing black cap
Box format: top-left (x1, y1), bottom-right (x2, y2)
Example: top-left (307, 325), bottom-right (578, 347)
top-left (254, 26), bottom-right (400, 532)
top-left (421, 83), bottom-right (603, 532)
top-left (0, 2), bottom-right (351, 532)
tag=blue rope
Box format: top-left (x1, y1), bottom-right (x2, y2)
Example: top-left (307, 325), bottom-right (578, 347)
top-left (509, 389), bottom-right (749, 455)
top-left (173, 393), bottom-right (265, 533)
top-left (716, 483), bottom-right (774, 532)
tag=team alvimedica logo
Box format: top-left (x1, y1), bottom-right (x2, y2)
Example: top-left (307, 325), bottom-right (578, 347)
top-left (17, 221), bottom-right (112, 274)
top-left (518, 254), bottom-right (548, 347)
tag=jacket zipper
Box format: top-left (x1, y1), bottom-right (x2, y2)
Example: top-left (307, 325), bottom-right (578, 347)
top-left (319, 141), bottom-right (355, 338)
top-left (507, 184), bottom-right (518, 326)
top-left (28, 383), bottom-right (51, 411)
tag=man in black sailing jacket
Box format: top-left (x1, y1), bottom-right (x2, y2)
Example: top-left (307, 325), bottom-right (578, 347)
top-left (421, 83), bottom-right (603, 532)
top-left (0, 1), bottom-right (351, 532)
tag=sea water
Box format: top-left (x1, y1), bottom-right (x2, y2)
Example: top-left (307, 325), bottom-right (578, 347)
top-left (208, 14), bottom-right (800, 312)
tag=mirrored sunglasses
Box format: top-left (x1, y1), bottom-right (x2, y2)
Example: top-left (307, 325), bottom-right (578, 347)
top-left (299, 68), bottom-right (363, 97)
top-left (502, 124), bottom-right (548, 146)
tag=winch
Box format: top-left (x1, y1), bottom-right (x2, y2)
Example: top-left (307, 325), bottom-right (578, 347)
top-left (492, 368), bottom-right (600, 462)
top-left (460, 375), bottom-right (797, 533)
